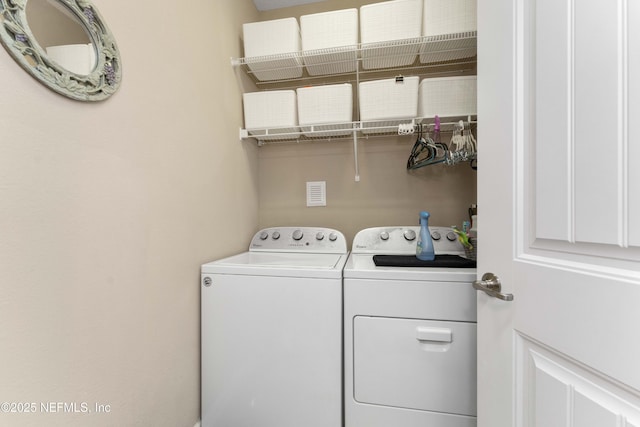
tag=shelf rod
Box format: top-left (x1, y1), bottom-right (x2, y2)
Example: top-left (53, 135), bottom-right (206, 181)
top-left (353, 127), bottom-right (360, 182)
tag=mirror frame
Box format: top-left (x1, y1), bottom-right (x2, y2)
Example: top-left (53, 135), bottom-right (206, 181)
top-left (0, 0), bottom-right (121, 101)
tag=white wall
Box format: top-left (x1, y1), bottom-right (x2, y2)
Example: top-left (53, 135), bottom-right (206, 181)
top-left (0, 1), bottom-right (259, 426)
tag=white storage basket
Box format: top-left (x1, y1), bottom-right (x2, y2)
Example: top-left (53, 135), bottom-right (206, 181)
top-left (297, 84), bottom-right (353, 137)
top-left (243, 90), bottom-right (298, 140)
top-left (418, 76), bottom-right (477, 119)
top-left (301, 9), bottom-right (358, 76)
top-left (359, 76), bottom-right (419, 134)
top-left (243, 18), bottom-right (303, 81)
top-left (423, 0), bottom-right (476, 36)
top-left (360, 0), bottom-right (423, 70)
top-left (420, 0), bottom-right (477, 63)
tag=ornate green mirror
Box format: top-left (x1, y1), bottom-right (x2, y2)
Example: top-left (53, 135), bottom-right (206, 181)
top-left (0, 0), bottom-right (121, 101)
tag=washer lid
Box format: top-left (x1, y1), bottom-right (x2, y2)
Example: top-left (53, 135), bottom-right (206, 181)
top-left (202, 251), bottom-right (348, 278)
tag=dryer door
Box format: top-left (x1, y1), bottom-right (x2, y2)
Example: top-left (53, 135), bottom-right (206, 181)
top-left (353, 316), bottom-right (477, 416)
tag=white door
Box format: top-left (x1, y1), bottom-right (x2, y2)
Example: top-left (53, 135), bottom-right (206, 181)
top-left (478, 0), bottom-right (640, 426)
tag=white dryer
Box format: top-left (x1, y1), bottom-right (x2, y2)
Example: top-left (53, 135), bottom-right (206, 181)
top-left (344, 226), bottom-right (477, 427)
top-left (201, 227), bottom-right (348, 427)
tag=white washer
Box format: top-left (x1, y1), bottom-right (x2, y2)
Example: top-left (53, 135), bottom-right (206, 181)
top-left (344, 226), bottom-right (477, 427)
top-left (201, 227), bottom-right (348, 427)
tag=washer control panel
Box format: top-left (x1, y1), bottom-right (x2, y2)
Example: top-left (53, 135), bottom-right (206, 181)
top-left (250, 227), bottom-right (347, 254)
top-left (351, 226), bottom-right (465, 255)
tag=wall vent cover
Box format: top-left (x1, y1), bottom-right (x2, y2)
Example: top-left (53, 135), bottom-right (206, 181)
top-left (306, 181), bottom-right (326, 207)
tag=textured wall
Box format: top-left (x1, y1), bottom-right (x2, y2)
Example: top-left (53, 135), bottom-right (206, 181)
top-left (0, 0), bottom-right (259, 426)
top-left (258, 137), bottom-right (477, 244)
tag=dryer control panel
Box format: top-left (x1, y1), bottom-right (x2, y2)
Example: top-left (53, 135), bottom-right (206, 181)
top-left (249, 227), bottom-right (347, 254)
top-left (351, 226), bottom-right (465, 255)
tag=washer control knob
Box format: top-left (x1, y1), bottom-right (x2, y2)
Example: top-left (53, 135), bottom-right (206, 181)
top-left (259, 231), bottom-right (269, 240)
top-left (292, 230), bottom-right (304, 241)
top-left (329, 233), bottom-right (338, 242)
top-left (380, 231), bottom-right (390, 241)
top-left (404, 230), bottom-right (416, 241)
top-left (271, 231), bottom-right (280, 240)
top-left (446, 231), bottom-right (457, 242)
top-left (431, 231), bottom-right (442, 241)
top-left (316, 232), bottom-right (325, 241)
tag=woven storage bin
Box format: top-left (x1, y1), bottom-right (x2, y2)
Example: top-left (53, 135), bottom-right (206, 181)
top-left (418, 76), bottom-right (477, 118)
top-left (420, 0), bottom-right (477, 63)
top-left (359, 76), bottom-right (419, 134)
top-left (243, 18), bottom-right (303, 81)
top-left (360, 0), bottom-right (423, 70)
top-left (301, 9), bottom-right (358, 76)
top-left (297, 84), bottom-right (353, 137)
top-left (243, 90), bottom-right (298, 140)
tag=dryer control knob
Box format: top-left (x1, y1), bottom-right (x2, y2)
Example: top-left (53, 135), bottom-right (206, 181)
top-left (431, 231), bottom-right (442, 241)
top-left (316, 232), bottom-right (325, 241)
top-left (271, 231), bottom-right (280, 240)
top-left (380, 231), bottom-right (390, 241)
top-left (292, 230), bottom-right (304, 241)
top-left (404, 230), bottom-right (416, 241)
top-left (404, 230), bottom-right (416, 242)
top-left (446, 231), bottom-right (457, 242)
top-left (328, 233), bottom-right (338, 242)
top-left (259, 231), bottom-right (269, 240)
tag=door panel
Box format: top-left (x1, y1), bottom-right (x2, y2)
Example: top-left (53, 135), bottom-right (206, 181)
top-left (534, 0), bottom-right (638, 249)
top-left (534, 0), bottom-right (570, 242)
top-left (518, 337), bottom-right (640, 427)
top-left (573, 0), bottom-right (622, 245)
top-left (526, 0), bottom-right (640, 264)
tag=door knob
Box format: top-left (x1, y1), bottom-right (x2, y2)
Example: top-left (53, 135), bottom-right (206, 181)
top-left (473, 273), bottom-right (514, 301)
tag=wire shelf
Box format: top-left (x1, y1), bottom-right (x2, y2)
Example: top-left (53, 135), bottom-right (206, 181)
top-left (240, 115), bottom-right (477, 145)
top-left (231, 32), bottom-right (477, 84)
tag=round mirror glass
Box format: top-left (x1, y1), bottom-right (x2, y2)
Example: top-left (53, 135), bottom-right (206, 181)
top-left (25, 0), bottom-right (97, 75)
top-left (0, 0), bottom-right (122, 101)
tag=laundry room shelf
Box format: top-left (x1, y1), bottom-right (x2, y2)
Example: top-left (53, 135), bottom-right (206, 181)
top-left (232, 29), bottom-right (477, 182)
top-left (231, 32), bottom-right (477, 85)
top-left (240, 115), bottom-right (477, 145)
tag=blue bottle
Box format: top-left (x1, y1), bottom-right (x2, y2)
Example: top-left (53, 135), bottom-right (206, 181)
top-left (416, 211), bottom-right (435, 261)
